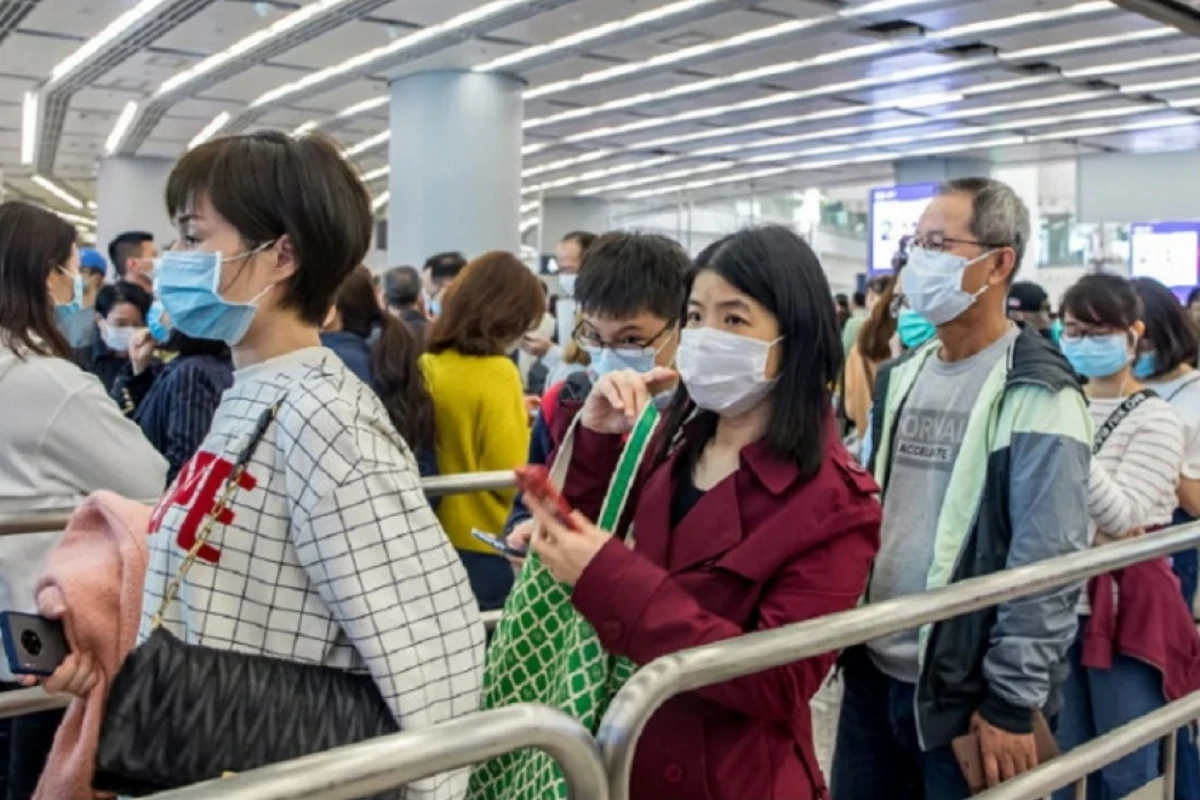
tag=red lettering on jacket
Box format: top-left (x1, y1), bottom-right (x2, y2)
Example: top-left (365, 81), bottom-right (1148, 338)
top-left (149, 451), bottom-right (257, 564)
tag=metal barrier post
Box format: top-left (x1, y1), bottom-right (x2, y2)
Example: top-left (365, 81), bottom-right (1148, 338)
top-left (972, 692), bottom-right (1200, 799)
top-left (146, 704), bottom-right (609, 800)
top-left (595, 524), bottom-right (1200, 800)
top-left (0, 686), bottom-right (68, 718)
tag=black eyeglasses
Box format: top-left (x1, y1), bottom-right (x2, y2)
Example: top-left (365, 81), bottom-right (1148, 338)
top-left (573, 319), bottom-right (675, 355)
top-left (910, 231), bottom-right (1012, 254)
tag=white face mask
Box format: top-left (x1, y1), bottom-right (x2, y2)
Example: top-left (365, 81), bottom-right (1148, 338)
top-left (903, 246), bottom-right (994, 327)
top-left (677, 327), bottom-right (781, 417)
top-left (558, 273), bottom-right (577, 297)
top-left (102, 324), bottom-right (139, 354)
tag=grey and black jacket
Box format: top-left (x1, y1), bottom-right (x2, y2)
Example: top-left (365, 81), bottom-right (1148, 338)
top-left (868, 327), bottom-right (1093, 750)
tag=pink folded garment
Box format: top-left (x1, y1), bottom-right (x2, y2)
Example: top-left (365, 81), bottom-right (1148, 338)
top-left (32, 491), bottom-right (150, 800)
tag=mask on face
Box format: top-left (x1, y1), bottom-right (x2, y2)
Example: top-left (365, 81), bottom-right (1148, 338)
top-left (155, 243), bottom-right (276, 346)
top-left (897, 308), bottom-right (938, 350)
top-left (1133, 351), bottom-right (1157, 381)
top-left (1050, 318), bottom-right (1064, 346)
top-left (147, 300), bottom-right (172, 344)
top-left (903, 247), bottom-right (994, 327)
top-left (102, 325), bottom-right (137, 354)
top-left (558, 274), bottom-right (577, 298)
top-left (1061, 333), bottom-right (1132, 379)
top-left (52, 271), bottom-right (84, 325)
top-left (677, 327), bottom-right (781, 417)
top-left (585, 345), bottom-right (655, 380)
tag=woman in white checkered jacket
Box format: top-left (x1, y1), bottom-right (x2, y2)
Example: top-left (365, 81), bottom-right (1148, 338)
top-left (41, 131), bottom-right (486, 800)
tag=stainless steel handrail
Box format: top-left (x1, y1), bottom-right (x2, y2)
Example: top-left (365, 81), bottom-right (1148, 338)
top-left (146, 704), bottom-right (608, 800)
top-left (596, 523), bottom-right (1200, 800)
top-left (974, 691), bottom-right (1200, 799)
top-left (0, 472), bottom-right (518, 535)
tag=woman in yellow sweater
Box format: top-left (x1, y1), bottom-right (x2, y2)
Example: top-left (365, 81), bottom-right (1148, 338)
top-left (421, 251), bottom-right (545, 609)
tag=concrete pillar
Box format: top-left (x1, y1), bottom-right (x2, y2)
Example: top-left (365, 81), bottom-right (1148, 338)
top-left (387, 71), bottom-right (524, 266)
top-left (894, 156), bottom-right (992, 186)
top-left (540, 196), bottom-right (609, 249)
top-left (95, 156), bottom-right (175, 271)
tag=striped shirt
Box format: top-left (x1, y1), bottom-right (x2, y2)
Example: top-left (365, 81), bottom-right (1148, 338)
top-left (1087, 394), bottom-right (1183, 537)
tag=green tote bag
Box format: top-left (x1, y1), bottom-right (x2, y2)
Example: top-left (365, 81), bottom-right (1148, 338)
top-left (466, 402), bottom-right (660, 800)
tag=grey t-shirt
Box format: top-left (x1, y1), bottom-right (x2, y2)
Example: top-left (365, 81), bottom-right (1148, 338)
top-left (867, 325), bottom-right (1019, 683)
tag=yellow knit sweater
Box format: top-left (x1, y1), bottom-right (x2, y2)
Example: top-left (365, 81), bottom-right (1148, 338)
top-left (420, 349), bottom-right (529, 553)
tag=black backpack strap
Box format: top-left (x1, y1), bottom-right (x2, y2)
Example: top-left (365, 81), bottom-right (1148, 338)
top-left (1093, 389), bottom-right (1156, 456)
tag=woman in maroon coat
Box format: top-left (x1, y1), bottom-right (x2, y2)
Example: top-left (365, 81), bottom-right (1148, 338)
top-left (520, 226), bottom-right (883, 800)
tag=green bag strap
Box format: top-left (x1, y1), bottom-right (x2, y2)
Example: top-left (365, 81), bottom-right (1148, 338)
top-left (596, 402), bottom-right (660, 533)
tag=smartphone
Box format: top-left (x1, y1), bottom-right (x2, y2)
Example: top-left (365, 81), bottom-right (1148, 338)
top-left (471, 529), bottom-right (528, 558)
top-left (0, 612), bottom-right (69, 676)
top-left (514, 465), bottom-right (577, 528)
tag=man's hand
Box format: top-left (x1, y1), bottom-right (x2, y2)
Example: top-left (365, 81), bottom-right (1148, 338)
top-left (972, 712), bottom-right (1038, 787)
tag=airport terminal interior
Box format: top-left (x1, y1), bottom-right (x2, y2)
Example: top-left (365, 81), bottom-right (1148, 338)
top-left (1, 0), bottom-right (1200, 799)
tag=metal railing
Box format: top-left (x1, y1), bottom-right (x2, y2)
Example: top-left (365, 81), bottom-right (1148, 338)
top-left (143, 704), bottom-right (607, 800)
top-left (975, 691), bottom-right (1200, 799)
top-left (0, 471), bottom-right (518, 536)
top-left (595, 523), bottom-right (1200, 800)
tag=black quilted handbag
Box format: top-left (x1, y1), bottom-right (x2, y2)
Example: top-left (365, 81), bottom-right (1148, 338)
top-left (92, 402), bottom-right (400, 796)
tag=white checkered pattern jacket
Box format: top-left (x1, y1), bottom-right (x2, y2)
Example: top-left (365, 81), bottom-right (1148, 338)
top-left (142, 347), bottom-right (485, 800)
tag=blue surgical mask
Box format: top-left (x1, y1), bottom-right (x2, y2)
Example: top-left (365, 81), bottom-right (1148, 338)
top-left (1133, 351), bottom-right (1157, 380)
top-left (903, 247), bottom-right (993, 327)
top-left (897, 308), bottom-right (937, 350)
top-left (1061, 333), bottom-right (1132, 379)
top-left (147, 299), bottom-right (172, 344)
top-left (156, 243), bottom-right (276, 346)
top-left (53, 271), bottom-right (83, 325)
top-left (584, 345), bottom-right (656, 380)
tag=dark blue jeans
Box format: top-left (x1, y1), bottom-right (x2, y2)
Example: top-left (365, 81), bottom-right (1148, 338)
top-left (0, 682), bottom-right (64, 800)
top-left (832, 647), bottom-right (972, 800)
top-left (1053, 630), bottom-right (1164, 800)
top-left (456, 549), bottom-right (515, 612)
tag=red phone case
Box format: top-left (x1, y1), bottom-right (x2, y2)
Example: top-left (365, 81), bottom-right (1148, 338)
top-left (514, 465), bottom-right (577, 527)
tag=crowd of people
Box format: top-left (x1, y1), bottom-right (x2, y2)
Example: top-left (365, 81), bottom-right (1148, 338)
top-left (0, 128), bottom-right (1196, 800)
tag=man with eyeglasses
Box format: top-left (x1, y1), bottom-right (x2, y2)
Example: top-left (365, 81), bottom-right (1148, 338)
top-left (833, 178), bottom-right (1093, 800)
top-left (502, 231), bottom-right (690, 554)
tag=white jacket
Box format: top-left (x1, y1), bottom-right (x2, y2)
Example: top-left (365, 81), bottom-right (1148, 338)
top-left (0, 342), bottom-right (167, 680)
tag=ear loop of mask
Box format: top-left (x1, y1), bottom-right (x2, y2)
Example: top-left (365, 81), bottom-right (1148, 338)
top-left (215, 240), bottom-right (278, 298)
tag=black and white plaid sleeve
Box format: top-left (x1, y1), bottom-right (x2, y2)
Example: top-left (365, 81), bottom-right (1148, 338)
top-left (279, 375), bottom-right (486, 800)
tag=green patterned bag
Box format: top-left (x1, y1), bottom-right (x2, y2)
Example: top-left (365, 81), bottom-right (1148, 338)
top-left (467, 403), bottom-right (661, 800)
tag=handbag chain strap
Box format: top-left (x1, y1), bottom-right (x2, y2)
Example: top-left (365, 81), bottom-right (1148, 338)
top-left (151, 401), bottom-right (282, 629)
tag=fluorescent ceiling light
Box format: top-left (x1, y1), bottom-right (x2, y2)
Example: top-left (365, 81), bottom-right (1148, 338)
top-left (291, 120), bottom-right (318, 137)
top-left (345, 130), bottom-right (390, 158)
top-left (520, 200), bottom-right (540, 215)
top-left (525, 156), bottom-right (680, 194)
top-left (1064, 52), bottom-right (1200, 78)
top-left (32, 175), bottom-right (84, 210)
top-left (104, 101), bottom-right (139, 155)
top-left (927, 1), bottom-right (1109, 40)
top-left (474, 0), bottom-right (721, 73)
top-left (1000, 26), bottom-right (1173, 61)
top-left (156, 0), bottom-right (359, 97)
top-left (520, 216), bottom-right (540, 233)
top-left (49, 0), bottom-right (173, 85)
top-left (584, 162), bottom-right (734, 195)
top-left (251, 0), bottom-right (530, 108)
top-left (523, 150), bottom-right (618, 179)
top-left (371, 191), bottom-right (390, 213)
top-left (86, 201), bottom-right (98, 212)
top-left (20, 91), bottom-right (37, 165)
top-left (896, 92), bottom-right (964, 110)
top-left (361, 165), bottom-right (390, 182)
top-left (56, 210), bottom-right (97, 228)
top-left (188, 112), bottom-right (230, 150)
top-left (338, 96), bottom-right (389, 119)
top-left (1029, 115), bottom-right (1199, 142)
top-left (1124, 76), bottom-right (1200, 94)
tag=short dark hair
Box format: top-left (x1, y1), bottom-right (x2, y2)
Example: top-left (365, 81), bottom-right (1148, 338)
top-left (1134, 277), bottom-right (1199, 377)
top-left (95, 281), bottom-right (152, 321)
top-left (426, 251), bottom-right (545, 356)
top-left (852, 291), bottom-right (866, 308)
top-left (382, 265), bottom-right (422, 308)
top-left (424, 251), bottom-right (467, 281)
top-left (561, 231), bottom-right (597, 252)
top-left (108, 231), bottom-right (153, 277)
top-left (0, 200), bottom-right (76, 359)
top-left (1188, 287), bottom-right (1200, 307)
top-left (166, 131), bottom-right (372, 326)
top-left (660, 226), bottom-right (841, 479)
top-left (575, 232), bottom-right (690, 322)
top-left (1062, 273), bottom-right (1141, 330)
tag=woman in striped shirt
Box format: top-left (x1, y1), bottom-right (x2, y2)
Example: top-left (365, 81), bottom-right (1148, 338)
top-left (1054, 273), bottom-right (1185, 800)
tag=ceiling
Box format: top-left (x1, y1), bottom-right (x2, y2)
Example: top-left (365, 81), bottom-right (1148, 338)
top-left (3, 0), bottom-right (1200, 223)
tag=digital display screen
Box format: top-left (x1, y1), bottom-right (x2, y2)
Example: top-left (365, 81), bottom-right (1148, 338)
top-left (1130, 221), bottom-right (1200, 290)
top-left (869, 183), bottom-right (939, 273)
